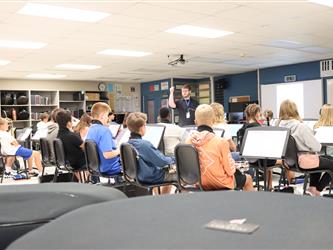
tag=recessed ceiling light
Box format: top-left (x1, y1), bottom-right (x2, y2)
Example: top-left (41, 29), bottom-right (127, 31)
top-left (55, 64), bottom-right (101, 70)
top-left (26, 73), bottom-right (66, 79)
top-left (165, 25), bottom-right (234, 38)
top-left (0, 40), bottom-right (46, 49)
top-left (98, 49), bottom-right (152, 57)
top-left (308, 0), bottom-right (333, 8)
top-left (264, 40), bottom-right (305, 49)
top-left (17, 3), bottom-right (110, 23)
top-left (0, 60), bottom-right (11, 66)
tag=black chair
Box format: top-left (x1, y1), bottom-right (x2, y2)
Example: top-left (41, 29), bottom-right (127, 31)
top-left (84, 140), bottom-right (122, 185)
top-left (174, 143), bottom-right (203, 191)
top-left (53, 138), bottom-right (87, 183)
top-left (120, 142), bottom-right (178, 194)
top-left (39, 138), bottom-right (55, 178)
top-left (284, 135), bottom-right (333, 195)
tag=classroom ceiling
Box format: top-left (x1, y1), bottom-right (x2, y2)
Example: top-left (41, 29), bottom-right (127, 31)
top-left (0, 0), bottom-right (332, 83)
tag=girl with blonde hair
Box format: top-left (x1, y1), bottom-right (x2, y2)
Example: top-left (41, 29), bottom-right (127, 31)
top-left (210, 102), bottom-right (236, 151)
top-left (73, 113), bottom-right (92, 140)
top-left (278, 100), bottom-right (333, 196)
top-left (314, 104), bottom-right (333, 157)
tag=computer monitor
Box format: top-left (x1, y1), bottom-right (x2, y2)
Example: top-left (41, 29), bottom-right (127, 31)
top-left (240, 127), bottom-right (290, 160)
top-left (228, 112), bottom-right (244, 124)
top-left (116, 129), bottom-right (131, 148)
top-left (116, 125), bottom-right (166, 149)
top-left (109, 124), bottom-right (121, 139)
top-left (229, 124), bottom-right (243, 137)
top-left (303, 120), bottom-right (317, 131)
top-left (181, 127), bottom-right (225, 143)
top-left (315, 127), bottom-right (333, 144)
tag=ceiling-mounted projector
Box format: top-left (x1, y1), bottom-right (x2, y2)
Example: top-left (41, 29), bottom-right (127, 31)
top-left (168, 54), bottom-right (187, 66)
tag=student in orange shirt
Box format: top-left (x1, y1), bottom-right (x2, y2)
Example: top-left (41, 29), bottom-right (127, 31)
top-left (187, 104), bottom-right (254, 191)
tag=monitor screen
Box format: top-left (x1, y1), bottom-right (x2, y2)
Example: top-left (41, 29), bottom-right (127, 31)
top-left (142, 125), bottom-right (166, 149)
top-left (228, 112), bottom-right (244, 124)
top-left (241, 128), bottom-right (289, 159)
top-left (229, 124), bottom-right (243, 137)
top-left (315, 127), bottom-right (333, 144)
top-left (116, 125), bottom-right (166, 149)
top-left (302, 120), bottom-right (317, 131)
top-left (109, 124), bottom-right (121, 139)
top-left (181, 127), bottom-right (224, 143)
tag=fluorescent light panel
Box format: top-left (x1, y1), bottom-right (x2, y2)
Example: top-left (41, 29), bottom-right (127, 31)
top-left (0, 60), bottom-right (11, 66)
top-left (308, 0), bottom-right (333, 8)
top-left (0, 40), bottom-right (46, 49)
top-left (165, 25), bottom-right (234, 38)
top-left (98, 49), bottom-right (152, 57)
top-left (26, 73), bottom-right (66, 79)
top-left (17, 3), bottom-right (110, 23)
top-left (56, 64), bottom-right (101, 70)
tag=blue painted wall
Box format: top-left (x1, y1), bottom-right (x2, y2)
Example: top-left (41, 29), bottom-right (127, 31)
top-left (215, 71), bottom-right (258, 112)
top-left (260, 61), bottom-right (320, 84)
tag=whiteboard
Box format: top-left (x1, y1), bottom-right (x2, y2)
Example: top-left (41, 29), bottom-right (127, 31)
top-left (261, 79), bottom-right (323, 119)
top-left (328, 79), bottom-right (333, 105)
top-left (241, 129), bottom-right (289, 159)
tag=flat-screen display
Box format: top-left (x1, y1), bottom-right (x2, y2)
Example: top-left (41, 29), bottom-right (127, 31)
top-left (240, 127), bottom-right (289, 159)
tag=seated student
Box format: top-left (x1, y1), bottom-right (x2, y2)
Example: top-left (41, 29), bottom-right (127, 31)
top-left (108, 111), bottom-right (118, 125)
top-left (157, 107), bottom-right (185, 156)
top-left (46, 108), bottom-right (63, 163)
top-left (73, 113), bottom-right (92, 140)
top-left (36, 112), bottom-right (50, 131)
top-left (56, 110), bottom-right (86, 172)
top-left (314, 104), bottom-right (333, 157)
top-left (187, 104), bottom-right (254, 191)
top-left (86, 102), bottom-right (121, 177)
top-left (0, 117), bottom-right (43, 177)
top-left (127, 112), bottom-right (177, 194)
top-left (210, 102), bottom-right (236, 152)
top-left (278, 100), bottom-right (333, 196)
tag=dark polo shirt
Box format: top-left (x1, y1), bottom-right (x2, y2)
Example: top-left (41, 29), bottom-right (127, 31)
top-left (174, 97), bottom-right (198, 127)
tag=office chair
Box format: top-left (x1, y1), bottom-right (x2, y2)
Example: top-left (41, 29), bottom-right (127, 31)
top-left (284, 135), bottom-right (333, 195)
top-left (120, 142), bottom-right (178, 194)
top-left (174, 143), bottom-right (204, 191)
top-left (53, 138), bottom-right (87, 183)
top-left (84, 140), bottom-right (122, 185)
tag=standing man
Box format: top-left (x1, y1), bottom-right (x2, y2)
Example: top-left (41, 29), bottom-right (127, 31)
top-left (168, 84), bottom-right (198, 127)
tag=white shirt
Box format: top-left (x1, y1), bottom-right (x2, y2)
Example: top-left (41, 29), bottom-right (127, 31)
top-left (213, 123), bottom-right (232, 140)
top-left (158, 122), bottom-right (185, 156)
top-left (0, 130), bottom-right (20, 155)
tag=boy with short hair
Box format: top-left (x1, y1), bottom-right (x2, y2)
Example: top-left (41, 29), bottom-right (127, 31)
top-left (187, 104), bottom-right (254, 191)
top-left (86, 102), bottom-right (121, 176)
top-left (0, 117), bottom-right (43, 177)
top-left (127, 112), bottom-right (176, 194)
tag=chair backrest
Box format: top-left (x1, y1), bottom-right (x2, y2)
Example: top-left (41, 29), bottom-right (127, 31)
top-left (174, 144), bottom-right (203, 190)
top-left (284, 135), bottom-right (298, 169)
top-left (53, 138), bottom-right (67, 168)
top-left (84, 140), bottom-right (100, 175)
top-left (40, 138), bottom-right (51, 164)
top-left (120, 143), bottom-right (138, 182)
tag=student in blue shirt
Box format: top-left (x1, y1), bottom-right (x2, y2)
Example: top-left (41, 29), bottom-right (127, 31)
top-left (86, 102), bottom-right (121, 176)
top-left (127, 112), bottom-right (177, 194)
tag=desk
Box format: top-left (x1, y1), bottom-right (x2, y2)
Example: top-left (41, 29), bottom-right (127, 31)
top-left (1, 183), bottom-right (126, 249)
top-left (8, 191), bottom-right (333, 249)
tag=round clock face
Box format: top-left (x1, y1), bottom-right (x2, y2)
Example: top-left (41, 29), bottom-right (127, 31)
top-left (98, 83), bottom-right (106, 91)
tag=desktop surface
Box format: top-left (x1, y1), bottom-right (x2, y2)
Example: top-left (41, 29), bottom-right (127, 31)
top-left (9, 191), bottom-right (333, 249)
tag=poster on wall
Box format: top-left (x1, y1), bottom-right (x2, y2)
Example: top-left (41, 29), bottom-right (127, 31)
top-left (161, 81), bottom-right (169, 90)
